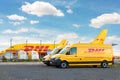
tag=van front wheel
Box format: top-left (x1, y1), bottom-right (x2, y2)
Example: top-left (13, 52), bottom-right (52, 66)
top-left (101, 61), bottom-right (108, 68)
top-left (60, 61), bottom-right (68, 68)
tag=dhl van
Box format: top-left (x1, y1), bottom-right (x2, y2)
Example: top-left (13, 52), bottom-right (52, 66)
top-left (50, 29), bottom-right (114, 68)
top-left (42, 39), bottom-right (67, 66)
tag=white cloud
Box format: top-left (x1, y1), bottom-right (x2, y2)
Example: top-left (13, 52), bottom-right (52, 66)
top-left (12, 36), bottom-right (35, 43)
top-left (9, 21), bottom-right (24, 26)
top-left (2, 27), bottom-right (90, 43)
top-left (0, 42), bottom-right (10, 50)
top-left (89, 12), bottom-right (120, 28)
top-left (30, 20), bottom-right (39, 24)
top-left (106, 35), bottom-right (120, 44)
top-left (67, 9), bottom-right (73, 14)
top-left (90, 13), bottom-right (120, 28)
top-left (51, 0), bottom-right (78, 8)
top-left (72, 24), bottom-right (80, 28)
top-left (0, 19), bottom-right (3, 24)
top-left (7, 14), bottom-right (26, 26)
top-left (7, 14), bottom-right (26, 21)
top-left (2, 27), bottom-right (59, 39)
top-left (28, 28), bottom-right (59, 37)
top-left (57, 33), bottom-right (79, 39)
top-left (3, 28), bottom-right (28, 34)
top-left (56, 33), bottom-right (79, 43)
top-left (21, 1), bottom-right (64, 17)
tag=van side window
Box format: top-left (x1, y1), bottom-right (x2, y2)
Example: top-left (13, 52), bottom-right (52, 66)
top-left (70, 47), bottom-right (77, 55)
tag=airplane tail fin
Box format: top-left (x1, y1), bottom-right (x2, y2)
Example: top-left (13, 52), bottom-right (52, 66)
top-left (59, 39), bottom-right (67, 46)
top-left (91, 29), bottom-right (108, 44)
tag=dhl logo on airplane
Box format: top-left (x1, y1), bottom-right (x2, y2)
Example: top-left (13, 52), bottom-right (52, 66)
top-left (24, 46), bottom-right (49, 51)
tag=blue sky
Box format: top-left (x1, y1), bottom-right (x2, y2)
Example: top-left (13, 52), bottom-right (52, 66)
top-left (0, 0), bottom-right (120, 55)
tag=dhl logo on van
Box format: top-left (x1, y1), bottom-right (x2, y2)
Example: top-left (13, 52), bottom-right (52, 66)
top-left (88, 48), bottom-right (105, 53)
top-left (24, 46), bottom-right (49, 51)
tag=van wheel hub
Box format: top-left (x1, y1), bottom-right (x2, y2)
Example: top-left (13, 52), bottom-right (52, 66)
top-left (101, 61), bottom-right (108, 68)
top-left (60, 62), bottom-right (68, 68)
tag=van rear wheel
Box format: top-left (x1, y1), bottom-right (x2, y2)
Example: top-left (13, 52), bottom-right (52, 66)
top-left (101, 61), bottom-right (108, 68)
top-left (60, 61), bottom-right (68, 68)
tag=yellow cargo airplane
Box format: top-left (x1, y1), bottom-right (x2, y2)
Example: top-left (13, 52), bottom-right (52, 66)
top-left (0, 39), bottom-right (67, 58)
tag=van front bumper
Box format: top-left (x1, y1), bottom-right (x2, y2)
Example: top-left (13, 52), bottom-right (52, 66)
top-left (50, 58), bottom-right (61, 66)
top-left (42, 58), bottom-right (50, 64)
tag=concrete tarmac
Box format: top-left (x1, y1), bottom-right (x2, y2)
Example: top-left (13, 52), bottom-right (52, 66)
top-left (0, 62), bottom-right (120, 80)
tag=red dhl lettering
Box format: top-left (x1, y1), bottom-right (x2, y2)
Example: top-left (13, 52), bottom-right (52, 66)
top-left (43, 46), bottom-right (49, 51)
top-left (24, 46), bottom-right (49, 51)
top-left (34, 46), bottom-right (44, 51)
top-left (88, 48), bottom-right (105, 53)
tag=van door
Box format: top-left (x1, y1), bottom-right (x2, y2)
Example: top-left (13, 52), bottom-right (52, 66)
top-left (65, 47), bottom-right (80, 64)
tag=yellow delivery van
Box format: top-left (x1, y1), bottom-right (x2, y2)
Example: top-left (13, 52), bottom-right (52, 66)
top-left (42, 39), bottom-right (67, 66)
top-left (50, 29), bottom-right (114, 68)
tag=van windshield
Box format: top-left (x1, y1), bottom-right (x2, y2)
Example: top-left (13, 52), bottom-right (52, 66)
top-left (59, 47), bottom-right (70, 54)
top-left (49, 48), bottom-right (59, 54)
